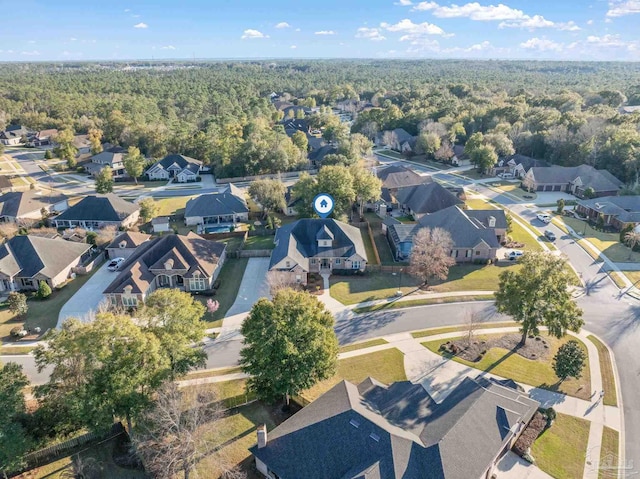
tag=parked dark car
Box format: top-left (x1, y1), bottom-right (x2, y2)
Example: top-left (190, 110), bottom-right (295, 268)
top-left (544, 230), bottom-right (556, 242)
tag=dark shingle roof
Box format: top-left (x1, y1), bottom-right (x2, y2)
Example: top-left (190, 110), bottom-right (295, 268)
top-left (89, 147), bottom-right (126, 167)
top-left (103, 233), bottom-right (225, 294)
top-left (376, 165), bottom-right (431, 190)
top-left (107, 231), bottom-right (150, 250)
top-left (251, 376), bottom-right (538, 479)
top-left (184, 191), bottom-right (248, 219)
top-left (55, 194), bottom-right (139, 223)
top-left (578, 195), bottom-right (640, 222)
top-left (0, 190), bottom-right (67, 219)
top-left (529, 165), bottom-right (622, 192)
top-left (309, 144), bottom-right (338, 163)
top-left (395, 183), bottom-right (462, 215)
top-left (388, 206), bottom-right (506, 249)
top-left (0, 235), bottom-right (90, 279)
top-left (270, 218), bottom-right (367, 270)
top-left (156, 154), bottom-right (202, 169)
top-left (499, 154), bottom-right (548, 171)
top-left (391, 128), bottom-right (414, 144)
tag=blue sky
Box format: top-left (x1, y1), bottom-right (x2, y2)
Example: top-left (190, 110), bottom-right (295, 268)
top-left (1, 0), bottom-right (640, 61)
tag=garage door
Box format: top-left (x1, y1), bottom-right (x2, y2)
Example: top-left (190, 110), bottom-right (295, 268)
top-left (553, 185), bottom-right (562, 191)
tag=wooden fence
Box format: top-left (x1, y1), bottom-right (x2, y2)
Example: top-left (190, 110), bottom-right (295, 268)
top-left (238, 249), bottom-right (272, 258)
top-left (9, 423), bottom-right (125, 477)
top-left (365, 264), bottom-right (408, 274)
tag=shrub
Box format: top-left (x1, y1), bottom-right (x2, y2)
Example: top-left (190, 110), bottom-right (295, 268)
top-left (86, 231), bottom-right (97, 245)
top-left (513, 411), bottom-right (546, 456)
top-left (37, 281), bottom-right (52, 299)
top-left (8, 292), bottom-right (28, 317)
top-left (10, 326), bottom-right (26, 338)
top-left (44, 150), bottom-right (53, 159)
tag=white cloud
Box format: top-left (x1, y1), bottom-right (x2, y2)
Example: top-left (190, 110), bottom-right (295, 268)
top-left (161, 45), bottom-right (176, 50)
top-left (586, 34), bottom-right (626, 47)
top-left (355, 27), bottom-right (386, 41)
top-left (70, 37), bottom-right (77, 41)
top-left (132, 14), bottom-right (140, 18)
top-left (607, 0), bottom-right (640, 17)
top-left (586, 19), bottom-right (594, 25)
top-left (520, 37), bottom-right (563, 52)
top-left (395, 0), bottom-right (413, 4)
top-left (295, 28), bottom-right (301, 32)
top-left (413, 2), bottom-right (579, 30)
top-left (27, 40), bottom-right (36, 44)
top-left (124, 8), bottom-right (130, 12)
top-left (20, 50), bottom-right (41, 56)
top-left (241, 29), bottom-right (269, 39)
top-left (133, 22), bottom-right (148, 29)
top-left (315, 30), bottom-right (336, 35)
top-left (605, 18), bottom-right (614, 23)
top-left (380, 18), bottom-right (447, 35)
top-left (290, 45), bottom-right (297, 49)
top-left (275, 22), bottom-right (291, 28)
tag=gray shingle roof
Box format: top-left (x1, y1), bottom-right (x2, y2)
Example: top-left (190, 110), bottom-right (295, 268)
top-left (0, 235), bottom-right (90, 279)
top-left (391, 128), bottom-right (414, 144)
top-left (388, 206), bottom-right (505, 249)
top-left (103, 233), bottom-right (225, 294)
top-left (251, 376), bottom-right (538, 479)
top-left (89, 147), bottom-right (126, 167)
top-left (376, 165), bottom-right (431, 190)
top-left (269, 218), bottom-right (367, 270)
top-left (55, 194), bottom-right (139, 223)
top-left (184, 191), bottom-right (248, 219)
top-left (529, 165), bottom-right (622, 192)
top-left (107, 231), bottom-right (150, 250)
top-left (0, 190), bottom-right (68, 219)
top-left (578, 195), bottom-right (640, 223)
top-left (395, 183), bottom-right (463, 215)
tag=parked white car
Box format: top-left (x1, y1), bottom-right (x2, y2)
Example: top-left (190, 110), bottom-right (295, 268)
top-left (498, 172), bottom-right (514, 179)
top-left (107, 257), bottom-right (125, 271)
top-left (506, 250), bottom-right (524, 261)
top-left (537, 213), bottom-right (552, 223)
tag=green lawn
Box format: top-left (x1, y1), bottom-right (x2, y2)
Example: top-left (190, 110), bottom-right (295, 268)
top-left (330, 263), bottom-right (517, 305)
top-left (185, 366), bottom-right (243, 380)
top-left (364, 213), bottom-right (396, 265)
top-left (0, 345), bottom-right (36, 355)
top-left (301, 348), bottom-right (407, 403)
top-left (242, 235), bottom-right (275, 250)
top-left (531, 413), bottom-right (590, 479)
top-left (458, 168), bottom-right (488, 180)
top-left (27, 436), bottom-right (146, 479)
top-left (422, 333), bottom-right (591, 400)
top-left (339, 338), bottom-right (388, 353)
top-left (489, 181), bottom-right (538, 201)
top-left (556, 216), bottom-right (640, 263)
top-left (154, 195), bottom-right (195, 216)
top-left (411, 322), bottom-right (519, 338)
top-left (623, 270), bottom-right (640, 286)
top-left (217, 236), bottom-right (244, 253)
top-left (360, 226), bottom-right (379, 265)
top-left (587, 335), bottom-right (618, 407)
top-left (0, 263), bottom-right (104, 340)
top-left (599, 426), bottom-right (620, 479)
top-left (352, 294), bottom-right (496, 313)
top-left (196, 257), bottom-right (249, 328)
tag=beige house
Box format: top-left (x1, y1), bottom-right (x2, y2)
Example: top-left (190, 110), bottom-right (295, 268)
top-left (269, 218), bottom-right (368, 285)
top-left (103, 233), bottom-right (226, 308)
top-left (0, 235), bottom-right (92, 292)
top-left (106, 231), bottom-right (151, 259)
top-left (0, 190), bottom-right (69, 223)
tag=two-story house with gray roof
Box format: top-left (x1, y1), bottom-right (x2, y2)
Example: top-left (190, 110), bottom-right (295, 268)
top-left (250, 375), bottom-right (538, 479)
top-left (84, 146), bottom-right (127, 178)
top-left (269, 218), bottom-right (368, 285)
top-left (387, 206), bottom-right (507, 262)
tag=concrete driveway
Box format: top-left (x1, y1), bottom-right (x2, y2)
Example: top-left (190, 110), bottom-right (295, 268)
top-left (57, 262), bottom-right (115, 327)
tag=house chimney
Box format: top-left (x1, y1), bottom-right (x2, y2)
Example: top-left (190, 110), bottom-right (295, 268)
top-left (257, 424), bottom-right (267, 448)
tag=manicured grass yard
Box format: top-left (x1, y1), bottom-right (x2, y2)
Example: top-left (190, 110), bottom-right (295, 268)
top-left (531, 413), bottom-right (590, 479)
top-left (623, 270), bottom-right (640, 286)
top-left (458, 168), bottom-right (488, 180)
top-left (587, 335), bottom-right (617, 406)
top-left (242, 235), bottom-right (275, 250)
top-left (196, 257), bottom-right (249, 328)
top-left (330, 263), bottom-right (517, 305)
top-left (359, 226), bottom-right (379, 265)
top-left (353, 294), bottom-right (496, 313)
top-left (339, 338), bottom-right (388, 353)
top-left (556, 216), bottom-right (640, 263)
top-left (154, 195), bottom-right (195, 216)
top-left (364, 213), bottom-right (396, 265)
top-left (422, 333), bottom-right (591, 400)
top-left (301, 348), bottom-right (407, 403)
top-left (217, 236), bottom-right (244, 253)
top-left (411, 322), bottom-right (519, 338)
top-left (0, 263), bottom-right (104, 340)
top-left (489, 181), bottom-right (538, 201)
top-left (599, 426), bottom-right (620, 479)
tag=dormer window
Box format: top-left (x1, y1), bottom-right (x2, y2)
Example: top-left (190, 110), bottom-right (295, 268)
top-left (488, 216), bottom-right (496, 228)
top-left (119, 241), bottom-right (127, 249)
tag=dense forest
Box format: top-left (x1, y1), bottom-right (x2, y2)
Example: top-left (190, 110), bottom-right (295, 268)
top-left (1, 60), bottom-right (640, 181)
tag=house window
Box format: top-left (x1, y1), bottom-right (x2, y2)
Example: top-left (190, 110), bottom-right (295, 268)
top-left (311, 259), bottom-right (316, 264)
top-left (158, 275), bottom-right (170, 287)
top-left (295, 275), bottom-right (301, 283)
top-left (466, 250), bottom-right (472, 258)
top-left (122, 296), bottom-right (138, 307)
top-left (352, 261), bottom-right (361, 270)
top-left (285, 261), bottom-right (291, 268)
top-left (190, 277), bottom-right (207, 291)
top-left (335, 259), bottom-right (341, 265)
top-left (475, 251), bottom-right (481, 256)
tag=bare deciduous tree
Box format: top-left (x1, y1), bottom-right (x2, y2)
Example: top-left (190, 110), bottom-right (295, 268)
top-left (408, 227), bottom-right (456, 287)
top-left (266, 271), bottom-right (298, 295)
top-left (464, 309), bottom-right (483, 348)
top-left (0, 222), bottom-right (18, 239)
top-left (134, 382), bottom-right (245, 479)
top-left (96, 225), bottom-right (119, 247)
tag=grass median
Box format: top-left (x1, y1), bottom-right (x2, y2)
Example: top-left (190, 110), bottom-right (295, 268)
top-left (587, 335), bottom-right (618, 406)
